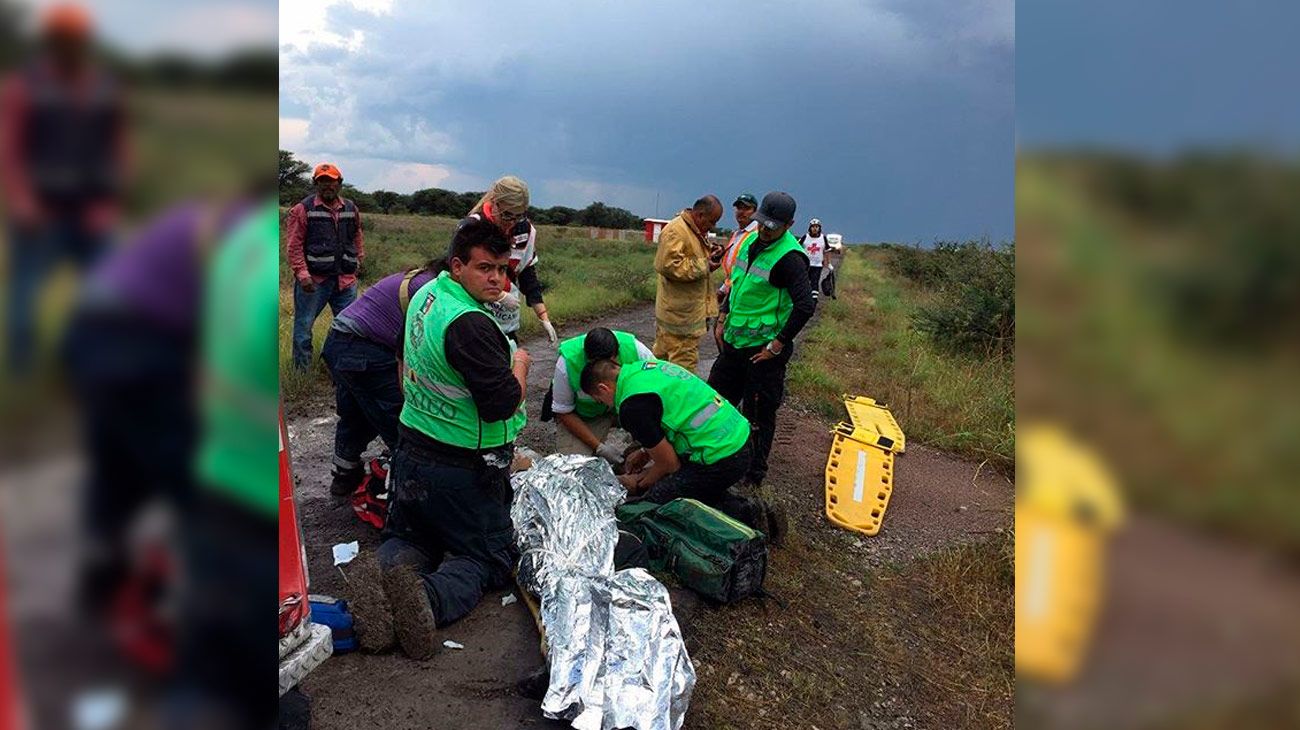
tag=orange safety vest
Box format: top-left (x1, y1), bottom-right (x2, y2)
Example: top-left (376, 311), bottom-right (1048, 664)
top-left (720, 223), bottom-right (757, 287)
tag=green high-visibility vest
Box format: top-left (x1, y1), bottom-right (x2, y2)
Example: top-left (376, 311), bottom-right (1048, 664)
top-left (724, 230), bottom-right (807, 348)
top-left (558, 330), bottom-right (641, 419)
top-left (614, 359), bottom-right (750, 465)
top-left (399, 271), bottom-right (526, 449)
top-left (197, 200), bottom-right (279, 517)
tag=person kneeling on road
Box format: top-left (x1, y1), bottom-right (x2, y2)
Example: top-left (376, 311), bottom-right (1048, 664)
top-left (321, 262), bottom-right (438, 496)
top-left (580, 358), bottom-right (782, 541)
top-left (374, 216), bottom-right (531, 659)
top-left (548, 327), bottom-right (654, 464)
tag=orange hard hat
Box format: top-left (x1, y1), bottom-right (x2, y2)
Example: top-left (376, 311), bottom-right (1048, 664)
top-left (42, 3), bottom-right (93, 39)
top-left (313, 163), bottom-right (343, 181)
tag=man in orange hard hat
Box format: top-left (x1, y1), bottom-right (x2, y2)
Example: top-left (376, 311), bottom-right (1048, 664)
top-left (283, 162), bottom-right (366, 371)
top-left (1, 2), bottom-right (127, 376)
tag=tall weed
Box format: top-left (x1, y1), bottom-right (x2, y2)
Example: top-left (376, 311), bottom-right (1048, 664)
top-left (886, 241), bottom-right (1015, 356)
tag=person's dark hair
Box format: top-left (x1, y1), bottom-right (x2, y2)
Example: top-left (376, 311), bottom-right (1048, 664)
top-left (423, 255), bottom-right (449, 276)
top-left (449, 215), bottom-right (509, 265)
top-left (693, 195), bottom-right (722, 217)
top-left (584, 327), bottom-right (618, 361)
top-left (579, 358), bottom-right (620, 396)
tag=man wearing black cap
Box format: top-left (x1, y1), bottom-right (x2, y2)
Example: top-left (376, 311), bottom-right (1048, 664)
top-left (709, 191), bottom-right (815, 487)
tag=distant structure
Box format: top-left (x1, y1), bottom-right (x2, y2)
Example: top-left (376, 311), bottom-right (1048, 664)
top-left (586, 227), bottom-right (642, 242)
top-left (827, 233), bottom-right (844, 252)
top-left (643, 217), bottom-right (671, 243)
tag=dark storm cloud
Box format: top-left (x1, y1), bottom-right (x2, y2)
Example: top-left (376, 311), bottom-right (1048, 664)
top-left (282, 0), bottom-right (1012, 241)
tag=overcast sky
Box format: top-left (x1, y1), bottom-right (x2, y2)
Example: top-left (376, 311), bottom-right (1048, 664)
top-left (280, 0), bottom-right (1013, 242)
top-left (1018, 0), bottom-right (1300, 155)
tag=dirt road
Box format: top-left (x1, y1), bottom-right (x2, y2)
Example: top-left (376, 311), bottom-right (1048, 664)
top-left (290, 301), bottom-right (1014, 729)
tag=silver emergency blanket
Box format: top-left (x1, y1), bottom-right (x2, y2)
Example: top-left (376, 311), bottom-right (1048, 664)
top-left (511, 454), bottom-right (695, 730)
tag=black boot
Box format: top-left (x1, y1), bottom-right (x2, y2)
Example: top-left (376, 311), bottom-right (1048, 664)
top-left (329, 464), bottom-right (365, 497)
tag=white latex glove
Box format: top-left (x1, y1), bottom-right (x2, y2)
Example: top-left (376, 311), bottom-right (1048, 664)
top-left (540, 318), bottom-right (558, 345)
top-left (595, 442), bottom-right (625, 467)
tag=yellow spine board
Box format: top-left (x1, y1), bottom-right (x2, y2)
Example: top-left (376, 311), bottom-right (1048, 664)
top-left (1014, 507), bottom-right (1105, 683)
top-left (824, 433), bottom-right (896, 536)
top-left (1014, 424), bottom-right (1124, 684)
top-left (841, 395), bottom-right (906, 454)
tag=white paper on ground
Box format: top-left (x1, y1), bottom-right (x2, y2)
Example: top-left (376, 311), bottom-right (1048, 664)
top-left (72, 688), bottom-right (126, 730)
top-left (332, 541), bottom-right (359, 566)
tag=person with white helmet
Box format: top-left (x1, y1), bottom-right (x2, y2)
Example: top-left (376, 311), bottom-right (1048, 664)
top-left (799, 218), bottom-right (827, 301)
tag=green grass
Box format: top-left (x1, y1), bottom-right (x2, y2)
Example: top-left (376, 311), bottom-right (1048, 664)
top-left (1018, 155), bottom-right (1300, 554)
top-left (279, 211), bottom-right (657, 402)
top-left (689, 533), bottom-right (1014, 729)
top-left (789, 248), bottom-right (1015, 469)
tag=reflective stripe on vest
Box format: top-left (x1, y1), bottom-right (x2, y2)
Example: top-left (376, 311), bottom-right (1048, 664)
top-left (688, 400), bottom-right (721, 429)
top-left (721, 227), bottom-right (753, 279)
top-left (733, 256), bottom-right (776, 282)
top-left (614, 360), bottom-right (749, 465)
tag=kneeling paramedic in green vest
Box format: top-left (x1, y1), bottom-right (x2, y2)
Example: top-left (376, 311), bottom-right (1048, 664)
top-left (580, 358), bottom-right (769, 532)
top-left (549, 326), bottom-right (653, 462)
top-left (376, 216), bottom-right (531, 658)
top-left (709, 191), bottom-right (815, 485)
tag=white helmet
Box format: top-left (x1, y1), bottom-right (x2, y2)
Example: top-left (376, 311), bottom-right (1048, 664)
top-left (809, 218), bottom-right (821, 226)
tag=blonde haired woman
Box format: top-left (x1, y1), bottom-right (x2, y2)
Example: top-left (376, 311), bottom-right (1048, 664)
top-left (458, 175), bottom-right (557, 344)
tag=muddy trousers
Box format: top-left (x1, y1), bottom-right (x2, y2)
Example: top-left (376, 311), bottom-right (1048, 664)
top-left (321, 329), bottom-right (403, 469)
top-left (652, 323), bottom-right (703, 374)
top-left (378, 439), bottom-right (517, 627)
top-left (640, 439), bottom-right (765, 531)
top-left (707, 341), bottom-right (793, 484)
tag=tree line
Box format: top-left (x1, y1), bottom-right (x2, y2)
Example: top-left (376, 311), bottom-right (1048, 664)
top-left (280, 150), bottom-right (646, 230)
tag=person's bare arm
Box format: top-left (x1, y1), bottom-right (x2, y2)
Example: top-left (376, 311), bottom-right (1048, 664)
top-left (620, 439), bottom-right (680, 494)
top-left (512, 348), bottom-right (530, 404)
top-left (624, 448), bottom-right (651, 474)
top-left (556, 412), bottom-right (602, 451)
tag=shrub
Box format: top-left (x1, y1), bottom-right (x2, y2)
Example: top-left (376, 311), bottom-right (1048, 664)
top-left (886, 243), bottom-right (945, 287)
top-left (891, 241), bottom-right (1015, 356)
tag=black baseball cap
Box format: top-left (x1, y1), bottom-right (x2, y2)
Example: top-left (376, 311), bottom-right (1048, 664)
top-left (733, 193), bottom-right (758, 209)
top-left (752, 191), bottom-right (796, 230)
